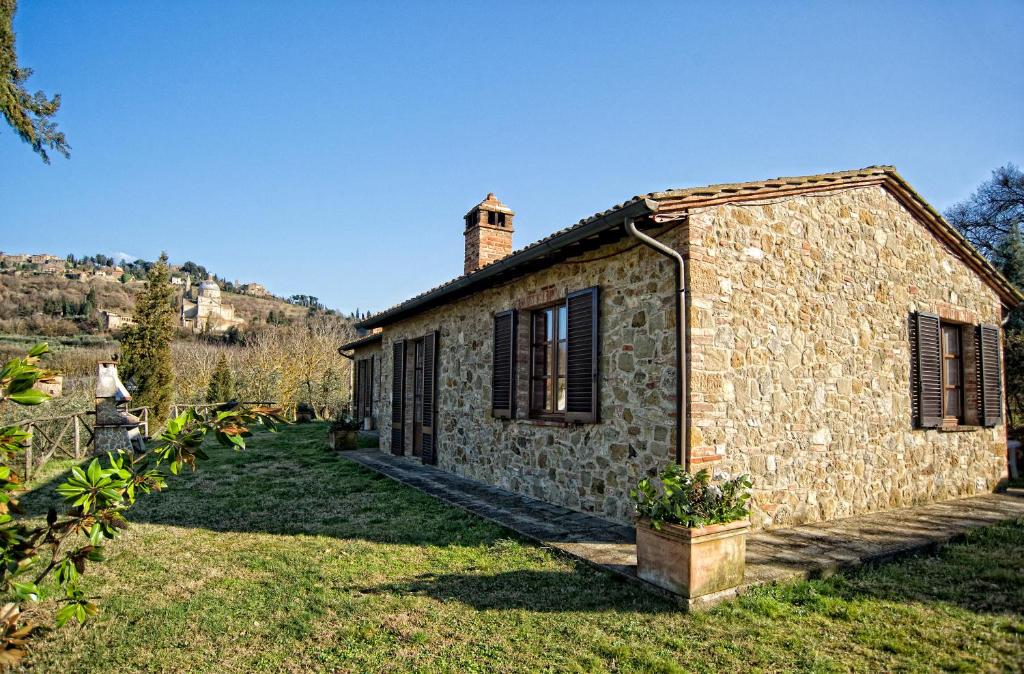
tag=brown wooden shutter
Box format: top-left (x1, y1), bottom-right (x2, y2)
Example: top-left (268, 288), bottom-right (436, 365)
top-left (914, 312), bottom-right (942, 428)
top-left (565, 287), bottom-right (599, 423)
top-left (368, 356), bottom-right (375, 420)
top-left (390, 340), bottom-right (406, 454)
top-left (352, 359), bottom-right (362, 419)
top-left (978, 324), bottom-right (1003, 427)
top-left (361, 357), bottom-right (373, 421)
top-left (492, 310), bottom-right (517, 419)
top-left (420, 331), bottom-right (439, 465)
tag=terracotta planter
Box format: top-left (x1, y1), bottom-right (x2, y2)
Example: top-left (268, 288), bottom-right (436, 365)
top-left (328, 429), bottom-right (358, 451)
top-left (636, 518), bottom-right (749, 598)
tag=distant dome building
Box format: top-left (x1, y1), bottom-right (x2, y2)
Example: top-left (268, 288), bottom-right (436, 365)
top-left (179, 278), bottom-right (244, 333)
top-left (198, 280), bottom-right (221, 297)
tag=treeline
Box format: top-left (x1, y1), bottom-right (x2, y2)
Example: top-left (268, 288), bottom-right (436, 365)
top-left (40, 288), bottom-right (97, 319)
top-left (946, 164), bottom-right (1024, 430)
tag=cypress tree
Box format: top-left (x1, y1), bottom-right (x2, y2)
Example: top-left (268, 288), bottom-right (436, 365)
top-left (206, 353), bottom-right (235, 403)
top-left (121, 253), bottom-right (176, 423)
top-left (82, 287), bottom-right (97, 317)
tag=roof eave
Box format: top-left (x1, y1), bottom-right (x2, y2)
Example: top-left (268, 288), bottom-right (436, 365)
top-left (357, 197), bottom-right (658, 329)
top-left (338, 332), bottom-right (383, 351)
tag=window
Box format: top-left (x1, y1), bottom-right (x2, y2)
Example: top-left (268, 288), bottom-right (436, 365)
top-left (487, 210), bottom-right (507, 227)
top-left (522, 286), bottom-right (599, 423)
top-left (941, 323), bottom-right (963, 422)
top-left (911, 312), bottom-right (1003, 429)
top-left (530, 304), bottom-right (567, 415)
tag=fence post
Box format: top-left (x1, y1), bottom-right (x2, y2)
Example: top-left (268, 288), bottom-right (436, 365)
top-left (23, 424), bottom-right (32, 484)
top-left (73, 415), bottom-right (81, 459)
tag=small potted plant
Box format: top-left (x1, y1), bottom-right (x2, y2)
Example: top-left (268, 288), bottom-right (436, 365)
top-left (328, 413), bottom-right (360, 451)
top-left (630, 465), bottom-right (752, 599)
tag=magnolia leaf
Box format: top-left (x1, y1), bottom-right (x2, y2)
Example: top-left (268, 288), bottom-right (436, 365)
top-left (6, 389), bottom-right (48, 406)
top-left (11, 583), bottom-right (39, 603)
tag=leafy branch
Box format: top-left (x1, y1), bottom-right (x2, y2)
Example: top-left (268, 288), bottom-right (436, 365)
top-left (0, 343), bottom-right (286, 667)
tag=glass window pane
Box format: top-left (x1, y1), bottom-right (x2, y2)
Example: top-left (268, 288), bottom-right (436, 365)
top-left (556, 377), bottom-right (566, 412)
top-left (558, 341), bottom-right (567, 376)
top-left (533, 312), bottom-right (547, 346)
top-left (558, 305), bottom-right (567, 341)
top-left (533, 342), bottom-right (547, 374)
top-left (532, 378), bottom-right (547, 411)
top-left (942, 326), bottom-right (960, 355)
top-left (546, 308), bottom-right (554, 342)
top-left (944, 389), bottom-right (961, 418)
top-left (944, 358), bottom-right (960, 386)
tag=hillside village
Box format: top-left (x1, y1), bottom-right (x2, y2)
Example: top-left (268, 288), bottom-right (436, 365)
top-left (0, 250), bottom-right (334, 337)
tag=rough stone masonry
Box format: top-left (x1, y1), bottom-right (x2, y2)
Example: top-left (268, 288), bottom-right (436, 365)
top-left (363, 172), bottom-right (1014, 529)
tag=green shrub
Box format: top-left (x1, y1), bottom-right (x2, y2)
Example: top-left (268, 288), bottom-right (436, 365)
top-left (630, 465), bottom-right (751, 529)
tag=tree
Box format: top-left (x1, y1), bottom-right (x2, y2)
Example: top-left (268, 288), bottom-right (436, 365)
top-left (206, 353), bottom-right (234, 403)
top-left (0, 0), bottom-right (69, 163)
top-left (949, 166), bottom-right (1024, 431)
top-left (945, 164), bottom-right (1024, 260)
top-left (120, 254), bottom-right (176, 423)
top-left (0, 344), bottom-right (284, 664)
top-left (81, 287), bottom-right (97, 318)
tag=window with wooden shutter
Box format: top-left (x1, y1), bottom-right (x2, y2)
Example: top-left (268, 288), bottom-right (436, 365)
top-left (492, 310), bottom-right (516, 418)
top-left (354, 358), bottom-right (373, 422)
top-left (565, 286), bottom-right (599, 423)
top-left (390, 340), bottom-right (406, 455)
top-left (913, 312), bottom-right (942, 428)
top-left (420, 331), bottom-right (439, 464)
top-left (978, 324), bottom-right (1003, 427)
top-left (941, 324), bottom-right (964, 422)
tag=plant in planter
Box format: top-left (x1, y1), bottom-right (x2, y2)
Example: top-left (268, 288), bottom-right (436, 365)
top-left (328, 413), bottom-right (361, 451)
top-left (630, 465), bottom-right (752, 599)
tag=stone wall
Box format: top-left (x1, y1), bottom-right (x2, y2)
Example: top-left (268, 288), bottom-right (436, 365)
top-left (686, 185), bottom-right (1007, 528)
top-left (378, 236), bottom-right (680, 523)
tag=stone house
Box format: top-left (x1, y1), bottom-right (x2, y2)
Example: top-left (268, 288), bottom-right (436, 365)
top-left (351, 167), bottom-right (1022, 528)
top-left (239, 282), bottom-right (271, 298)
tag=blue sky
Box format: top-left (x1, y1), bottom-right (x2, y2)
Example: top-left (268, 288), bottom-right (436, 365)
top-left (3, 1), bottom-right (1023, 313)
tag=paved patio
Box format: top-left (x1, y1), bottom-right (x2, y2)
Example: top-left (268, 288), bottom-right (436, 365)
top-left (344, 449), bottom-right (1024, 608)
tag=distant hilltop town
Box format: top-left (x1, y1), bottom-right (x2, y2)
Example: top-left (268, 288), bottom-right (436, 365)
top-left (1, 250), bottom-right (289, 336)
top-left (0, 251), bottom-right (271, 297)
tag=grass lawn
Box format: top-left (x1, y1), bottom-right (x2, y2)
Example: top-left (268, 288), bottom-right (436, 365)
top-left (13, 422), bottom-right (1024, 673)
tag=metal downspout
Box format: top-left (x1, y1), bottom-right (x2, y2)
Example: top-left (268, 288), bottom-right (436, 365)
top-left (625, 217), bottom-right (688, 468)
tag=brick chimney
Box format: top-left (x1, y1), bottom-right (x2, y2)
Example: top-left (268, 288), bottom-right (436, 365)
top-left (464, 193), bottom-right (514, 274)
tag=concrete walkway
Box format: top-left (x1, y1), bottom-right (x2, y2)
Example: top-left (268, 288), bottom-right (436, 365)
top-left (344, 449), bottom-right (1024, 608)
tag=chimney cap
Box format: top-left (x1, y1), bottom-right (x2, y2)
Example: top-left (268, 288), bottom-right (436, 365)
top-left (466, 193), bottom-right (514, 217)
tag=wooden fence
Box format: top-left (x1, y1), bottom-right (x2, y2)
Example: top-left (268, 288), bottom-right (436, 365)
top-left (21, 410), bottom-right (96, 483)
top-left (19, 401), bottom-right (278, 482)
